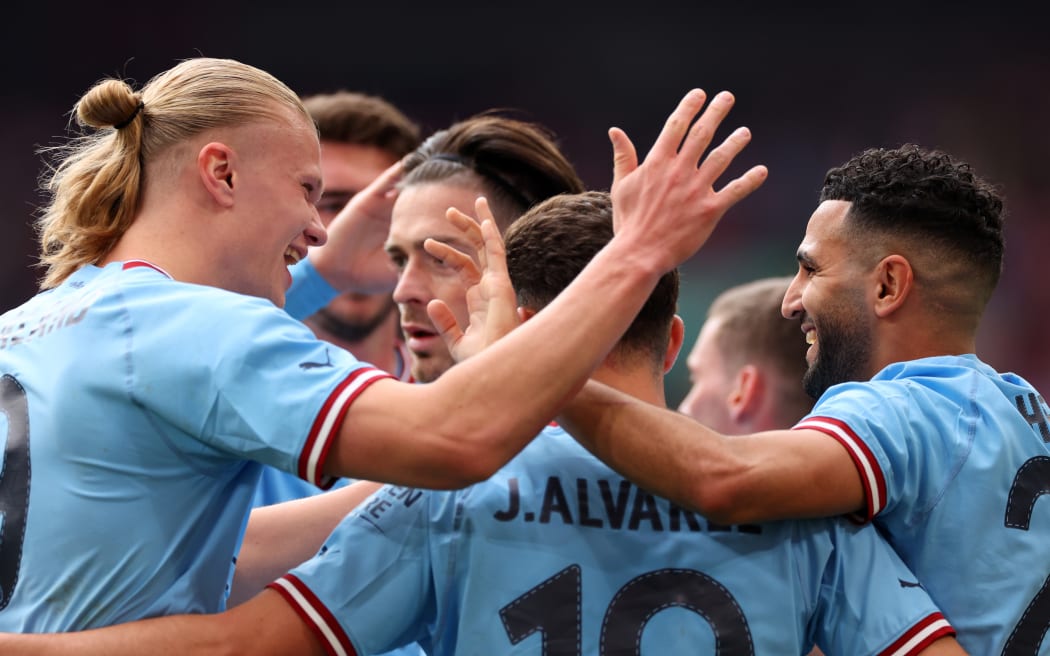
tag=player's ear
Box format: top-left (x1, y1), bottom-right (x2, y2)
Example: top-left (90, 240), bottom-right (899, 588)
top-left (518, 306), bottom-right (536, 322)
top-left (662, 315), bottom-right (685, 374)
top-left (872, 254), bottom-right (913, 318)
top-left (198, 142), bottom-right (237, 208)
top-left (728, 364), bottom-right (763, 424)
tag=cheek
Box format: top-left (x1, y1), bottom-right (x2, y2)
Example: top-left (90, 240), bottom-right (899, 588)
top-left (800, 285), bottom-right (825, 316)
top-left (435, 283), bottom-right (471, 323)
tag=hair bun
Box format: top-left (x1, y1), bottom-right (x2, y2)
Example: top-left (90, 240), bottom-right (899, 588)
top-left (76, 79), bottom-right (140, 130)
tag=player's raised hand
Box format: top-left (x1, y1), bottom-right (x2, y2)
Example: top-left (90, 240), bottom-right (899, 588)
top-left (309, 160), bottom-right (403, 294)
top-left (426, 197), bottom-right (521, 362)
top-left (609, 89), bottom-right (767, 273)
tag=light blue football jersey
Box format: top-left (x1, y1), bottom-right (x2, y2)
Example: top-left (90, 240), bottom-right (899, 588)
top-left (273, 426), bottom-right (952, 655)
top-left (0, 260), bottom-right (390, 631)
top-left (254, 266), bottom-right (411, 509)
top-left (796, 354), bottom-right (1050, 654)
top-left (256, 258), bottom-right (376, 510)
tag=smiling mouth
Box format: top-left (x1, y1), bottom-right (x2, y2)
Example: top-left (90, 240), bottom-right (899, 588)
top-left (805, 328), bottom-right (816, 345)
top-left (284, 247), bottom-right (302, 266)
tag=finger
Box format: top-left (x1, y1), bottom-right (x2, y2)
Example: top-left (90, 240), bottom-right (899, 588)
top-left (423, 238), bottom-right (481, 286)
top-left (678, 91), bottom-right (735, 166)
top-left (473, 197), bottom-right (497, 269)
top-left (427, 299), bottom-right (463, 351)
top-left (647, 89), bottom-right (707, 162)
top-left (444, 206), bottom-right (486, 256)
top-left (696, 126), bottom-right (754, 187)
top-left (715, 164), bottom-right (769, 208)
top-left (474, 196), bottom-right (497, 224)
top-left (609, 127), bottom-right (639, 186)
top-left (478, 219), bottom-right (509, 280)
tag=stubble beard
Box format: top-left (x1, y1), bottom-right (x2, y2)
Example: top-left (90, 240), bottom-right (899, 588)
top-left (310, 298), bottom-right (398, 344)
top-left (802, 306), bottom-right (873, 400)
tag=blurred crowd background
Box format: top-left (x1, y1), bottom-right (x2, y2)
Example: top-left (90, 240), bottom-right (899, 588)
top-left (2, 2), bottom-right (1046, 403)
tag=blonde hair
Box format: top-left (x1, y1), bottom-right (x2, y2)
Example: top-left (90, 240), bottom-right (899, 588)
top-left (36, 57), bottom-right (309, 288)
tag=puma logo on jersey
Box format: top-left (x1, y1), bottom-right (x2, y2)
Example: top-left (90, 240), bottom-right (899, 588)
top-left (299, 348), bottom-right (333, 370)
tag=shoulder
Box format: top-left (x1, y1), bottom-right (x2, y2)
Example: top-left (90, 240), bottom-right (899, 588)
top-left (813, 355), bottom-right (986, 416)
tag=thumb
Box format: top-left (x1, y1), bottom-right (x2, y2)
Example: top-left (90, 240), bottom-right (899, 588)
top-left (609, 127), bottom-right (638, 185)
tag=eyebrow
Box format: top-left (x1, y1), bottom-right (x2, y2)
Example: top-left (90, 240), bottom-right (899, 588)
top-left (795, 248), bottom-right (815, 266)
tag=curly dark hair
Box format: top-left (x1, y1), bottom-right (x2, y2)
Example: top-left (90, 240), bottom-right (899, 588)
top-left (820, 144), bottom-right (1005, 295)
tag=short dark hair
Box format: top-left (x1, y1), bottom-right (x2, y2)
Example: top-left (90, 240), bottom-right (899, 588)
top-left (303, 91), bottom-right (421, 158)
top-left (504, 191), bottom-right (679, 368)
top-left (400, 114), bottom-right (584, 233)
top-left (821, 144), bottom-right (1005, 303)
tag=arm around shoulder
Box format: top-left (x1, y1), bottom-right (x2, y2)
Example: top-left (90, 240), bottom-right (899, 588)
top-left (559, 380), bottom-right (866, 523)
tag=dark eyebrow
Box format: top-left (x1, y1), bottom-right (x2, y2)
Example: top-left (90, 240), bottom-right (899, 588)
top-left (796, 249), bottom-right (815, 266)
top-left (385, 233), bottom-right (476, 259)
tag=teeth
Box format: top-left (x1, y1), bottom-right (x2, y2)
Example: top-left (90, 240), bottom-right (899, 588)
top-left (285, 247), bottom-right (301, 264)
top-left (805, 329), bottom-right (816, 345)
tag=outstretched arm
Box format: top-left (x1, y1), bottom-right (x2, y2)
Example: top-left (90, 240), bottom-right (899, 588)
top-left (0, 590), bottom-right (329, 656)
top-left (559, 379), bottom-right (865, 524)
top-left (323, 90), bottom-right (769, 489)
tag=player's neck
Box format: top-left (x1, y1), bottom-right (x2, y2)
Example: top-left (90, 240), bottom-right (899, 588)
top-left (590, 365), bottom-right (666, 408)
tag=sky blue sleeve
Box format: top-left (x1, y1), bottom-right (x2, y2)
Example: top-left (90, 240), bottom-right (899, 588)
top-left (798, 377), bottom-right (966, 522)
top-left (270, 485), bottom-right (438, 655)
top-left (812, 519), bottom-right (953, 655)
top-left (126, 283), bottom-right (386, 483)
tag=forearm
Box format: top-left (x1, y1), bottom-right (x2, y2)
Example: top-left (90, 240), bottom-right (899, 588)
top-left (559, 379), bottom-right (734, 514)
top-left (328, 241), bottom-right (667, 488)
top-left (230, 481), bottom-right (382, 606)
top-left (559, 380), bottom-right (866, 523)
top-left (0, 616), bottom-right (232, 656)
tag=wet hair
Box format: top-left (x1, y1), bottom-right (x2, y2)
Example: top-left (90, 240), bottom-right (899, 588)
top-left (303, 90), bottom-right (420, 158)
top-left (399, 114), bottom-right (584, 232)
top-left (36, 57), bottom-right (309, 289)
top-left (707, 277), bottom-right (812, 423)
top-left (820, 144), bottom-right (1005, 305)
top-left (505, 191), bottom-right (679, 368)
